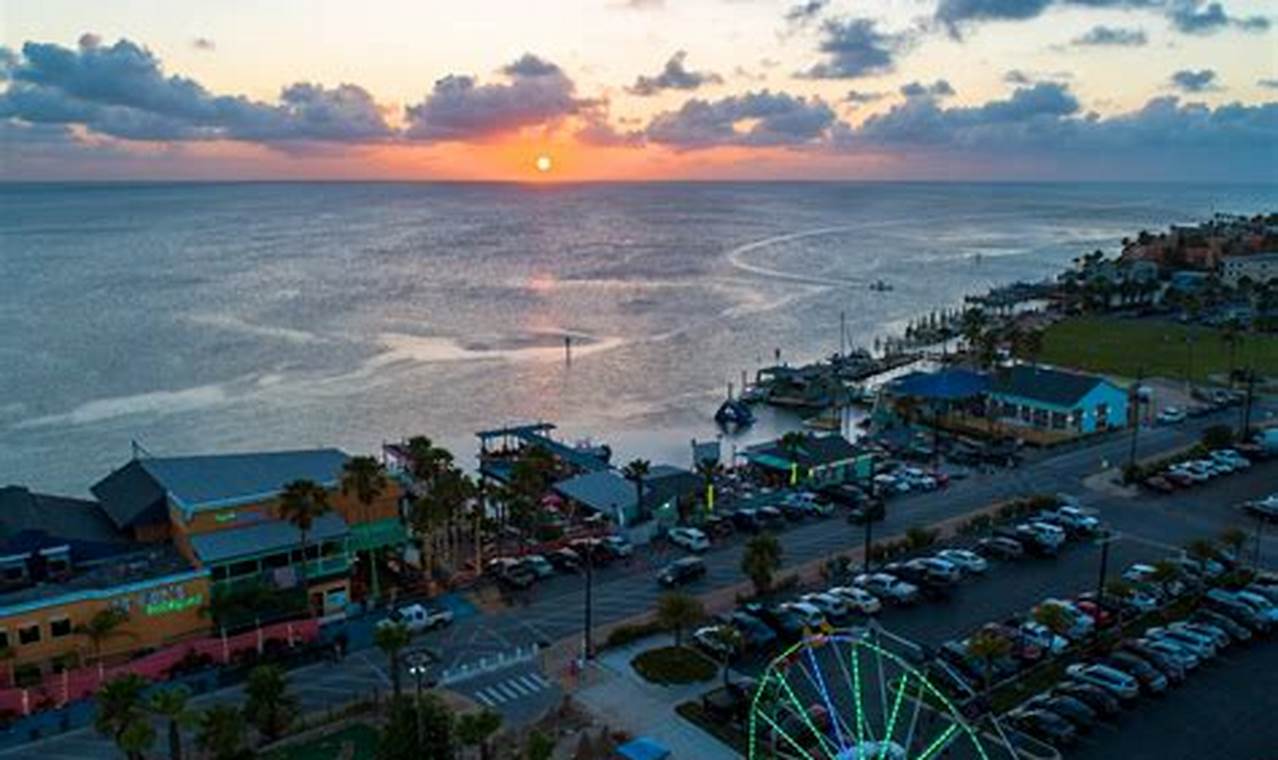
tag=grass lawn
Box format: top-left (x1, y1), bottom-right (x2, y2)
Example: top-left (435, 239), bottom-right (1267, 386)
top-left (1033, 317), bottom-right (1278, 383)
top-left (631, 645), bottom-right (716, 685)
top-left (262, 723), bottom-right (379, 760)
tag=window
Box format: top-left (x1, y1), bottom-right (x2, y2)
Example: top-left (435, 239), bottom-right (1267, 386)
top-left (262, 552), bottom-right (290, 569)
top-left (18, 623), bottom-right (40, 645)
top-left (49, 618), bottom-right (71, 638)
top-left (2, 565), bottom-right (25, 583)
top-left (210, 565), bottom-right (227, 581)
top-left (1051, 412), bottom-right (1067, 430)
top-left (228, 559), bottom-right (259, 578)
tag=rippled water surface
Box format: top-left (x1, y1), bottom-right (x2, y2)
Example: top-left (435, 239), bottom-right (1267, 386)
top-left (3, 182), bottom-right (1275, 493)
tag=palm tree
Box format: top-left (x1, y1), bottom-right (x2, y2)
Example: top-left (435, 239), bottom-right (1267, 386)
top-left (75, 607), bottom-right (132, 674)
top-left (342, 455), bottom-right (389, 600)
top-left (965, 630), bottom-right (1012, 689)
top-left (1033, 604), bottom-right (1072, 636)
top-left (149, 686), bottom-right (197, 760)
top-left (406, 435), bottom-right (454, 489)
top-left (278, 479), bottom-right (332, 595)
top-left (1185, 538), bottom-right (1217, 563)
top-left (1220, 527), bottom-right (1247, 557)
top-left (456, 709), bottom-right (503, 760)
top-left (243, 664), bottom-right (297, 745)
top-left (656, 592), bottom-right (704, 648)
top-left (621, 459), bottom-right (651, 523)
top-left (707, 625), bottom-right (744, 689)
top-left (1221, 317), bottom-right (1244, 386)
top-left (694, 458), bottom-right (723, 513)
top-left (1150, 559), bottom-right (1181, 594)
top-left (741, 534), bottom-right (783, 597)
top-left (95, 674), bottom-right (151, 760)
top-left (375, 621), bottom-right (413, 699)
top-left (197, 704), bottom-right (250, 760)
top-left (960, 308), bottom-right (987, 351)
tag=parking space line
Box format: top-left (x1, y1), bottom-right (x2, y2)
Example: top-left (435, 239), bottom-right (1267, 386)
top-left (474, 689), bottom-right (496, 707)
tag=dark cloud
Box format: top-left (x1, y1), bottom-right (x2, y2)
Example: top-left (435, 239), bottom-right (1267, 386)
top-left (0, 36), bottom-right (393, 144)
top-left (799, 18), bottom-right (901, 79)
top-left (1005, 69), bottom-right (1033, 85)
top-left (644, 90), bottom-right (837, 149)
top-left (192, 37), bottom-right (216, 51)
top-left (784, 1), bottom-right (828, 26)
top-left (1260, 79), bottom-right (1278, 90)
top-left (900, 80), bottom-right (956, 98)
top-left (936, 0), bottom-right (1264, 38)
top-left (575, 109), bottom-right (644, 147)
top-left (627, 51), bottom-right (723, 96)
top-left (850, 83), bottom-right (1081, 146)
top-left (1072, 25), bottom-right (1148, 45)
top-left (404, 53), bottom-right (589, 141)
top-left (845, 90), bottom-right (885, 104)
top-left (1169, 1), bottom-right (1270, 34)
top-left (1170, 68), bottom-right (1219, 92)
top-left (935, 0), bottom-right (1054, 36)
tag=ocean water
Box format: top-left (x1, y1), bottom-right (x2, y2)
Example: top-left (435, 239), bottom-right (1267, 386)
top-left (3, 181), bottom-right (1276, 495)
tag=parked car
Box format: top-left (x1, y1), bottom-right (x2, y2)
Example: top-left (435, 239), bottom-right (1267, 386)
top-left (702, 514), bottom-right (735, 539)
top-left (779, 601), bottom-right (827, 629)
top-left (731, 509), bottom-right (762, 533)
top-left (568, 538), bottom-right (614, 565)
top-left (1205, 589), bottom-right (1272, 632)
top-left (379, 603), bottom-right (454, 633)
top-left (602, 535), bottom-right (634, 558)
top-left (1143, 475), bottom-right (1177, 493)
top-left (1064, 664), bottom-right (1140, 701)
top-left (1133, 637), bottom-right (1199, 671)
top-left (853, 573), bottom-right (920, 605)
top-left (799, 592), bottom-right (851, 621)
top-left (668, 527), bottom-right (710, 553)
top-left (1037, 599), bottom-right (1095, 640)
top-left (1191, 609), bottom-right (1252, 643)
top-left (1156, 407), bottom-right (1186, 424)
top-left (1172, 621), bottom-right (1231, 649)
top-left (1006, 709), bottom-right (1078, 746)
top-left (1022, 694), bottom-right (1097, 731)
top-left (827, 586), bottom-right (882, 615)
top-left (692, 625), bottom-right (739, 659)
top-left (1017, 621), bottom-right (1069, 655)
top-left (497, 564), bottom-right (537, 589)
top-left (657, 557), bottom-right (706, 587)
top-left (1054, 507), bottom-right (1101, 534)
top-left (741, 603), bottom-right (805, 641)
top-left (1053, 682), bottom-right (1121, 718)
top-left (976, 536), bottom-right (1025, 560)
top-left (935, 548), bottom-right (988, 574)
top-left (1146, 626), bottom-right (1217, 659)
top-left (1101, 652), bottom-right (1168, 693)
top-left (520, 554), bottom-right (556, 578)
top-left (728, 612), bottom-right (778, 650)
top-left (906, 557), bottom-right (962, 584)
top-left (1119, 642), bottom-right (1185, 682)
top-left (547, 547), bottom-right (582, 573)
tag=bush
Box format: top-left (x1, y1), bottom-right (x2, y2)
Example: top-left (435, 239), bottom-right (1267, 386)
top-left (1201, 424), bottom-right (1234, 450)
top-left (631, 646), bottom-right (715, 685)
top-left (604, 619), bottom-right (664, 650)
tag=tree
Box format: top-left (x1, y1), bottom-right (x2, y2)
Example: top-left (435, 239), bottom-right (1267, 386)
top-left (905, 525), bottom-right (938, 550)
top-left (406, 436), bottom-right (455, 488)
top-left (1220, 527), bottom-right (1247, 556)
top-left (149, 686), bottom-right (197, 760)
top-left (243, 664), bottom-right (298, 744)
top-left (1222, 317), bottom-right (1245, 384)
top-left (197, 704), bottom-right (251, 760)
top-left (707, 625), bottom-right (744, 689)
top-left (378, 695), bottom-right (455, 760)
top-left (278, 479), bottom-right (332, 592)
top-left (342, 455), bottom-right (389, 598)
top-left (1201, 424), bottom-right (1234, 450)
top-left (965, 630), bottom-right (1012, 689)
top-left (75, 607), bottom-right (132, 668)
top-left (375, 621), bottom-right (413, 699)
top-left (95, 674), bottom-right (152, 760)
top-left (456, 709), bottom-right (503, 760)
top-left (656, 592), bottom-right (704, 648)
top-left (742, 534), bottom-right (783, 597)
top-left (1033, 604), bottom-right (1072, 636)
top-left (1185, 538), bottom-right (1217, 563)
top-left (960, 308), bottom-right (987, 352)
top-left (1150, 559), bottom-right (1181, 594)
top-left (525, 729), bottom-right (555, 760)
top-left (621, 459), bottom-right (651, 522)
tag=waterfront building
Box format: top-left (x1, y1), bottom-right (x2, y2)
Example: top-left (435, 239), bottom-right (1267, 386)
top-left (1221, 251), bottom-right (1278, 287)
top-left (741, 434), bottom-right (872, 487)
top-left (986, 365), bottom-right (1128, 435)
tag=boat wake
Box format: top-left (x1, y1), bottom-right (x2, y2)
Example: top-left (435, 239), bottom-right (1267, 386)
top-left (724, 225), bottom-right (871, 287)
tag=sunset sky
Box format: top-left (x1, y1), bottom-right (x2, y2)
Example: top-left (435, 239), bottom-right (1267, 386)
top-left (2, 0), bottom-right (1276, 180)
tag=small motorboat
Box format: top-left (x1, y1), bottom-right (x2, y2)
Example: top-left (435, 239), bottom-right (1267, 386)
top-left (869, 280), bottom-right (894, 292)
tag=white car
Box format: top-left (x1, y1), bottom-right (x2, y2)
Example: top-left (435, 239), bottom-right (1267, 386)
top-left (800, 592), bottom-right (850, 620)
top-left (1017, 621), bottom-right (1069, 655)
top-left (668, 527), bottom-right (710, 552)
top-left (906, 557), bottom-right (962, 584)
top-left (854, 573), bottom-right (920, 605)
top-left (1212, 449), bottom-right (1251, 470)
top-left (827, 586), bottom-right (882, 614)
top-left (1027, 522), bottom-right (1066, 547)
top-left (1157, 407), bottom-right (1186, 424)
top-left (899, 468), bottom-right (937, 491)
top-left (603, 535), bottom-right (634, 558)
top-left (521, 555), bottom-right (555, 578)
top-left (1037, 599), bottom-right (1094, 639)
top-left (1065, 663), bottom-right (1139, 700)
top-left (1054, 507), bottom-right (1100, 533)
top-left (780, 601), bottom-right (827, 629)
top-left (378, 603), bottom-right (453, 633)
top-left (1232, 590), bottom-right (1278, 622)
top-left (1168, 463), bottom-right (1208, 483)
top-left (1147, 626), bottom-right (1217, 659)
top-left (935, 549), bottom-right (988, 574)
top-left (1135, 637), bottom-right (1199, 670)
top-left (1122, 563), bottom-right (1158, 584)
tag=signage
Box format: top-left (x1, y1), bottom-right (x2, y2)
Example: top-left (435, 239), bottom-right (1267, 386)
top-left (145, 593), bottom-right (203, 616)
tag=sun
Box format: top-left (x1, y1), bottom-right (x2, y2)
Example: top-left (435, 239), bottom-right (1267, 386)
top-left (535, 154), bottom-right (553, 173)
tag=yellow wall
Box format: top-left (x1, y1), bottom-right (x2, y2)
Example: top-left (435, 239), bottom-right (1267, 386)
top-left (0, 575), bottom-right (211, 670)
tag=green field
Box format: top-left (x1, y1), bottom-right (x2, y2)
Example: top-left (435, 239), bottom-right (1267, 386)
top-left (1033, 317), bottom-right (1278, 384)
top-left (264, 723), bottom-right (379, 760)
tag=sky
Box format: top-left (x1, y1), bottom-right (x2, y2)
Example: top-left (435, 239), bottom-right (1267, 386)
top-left (1, 0), bottom-right (1276, 180)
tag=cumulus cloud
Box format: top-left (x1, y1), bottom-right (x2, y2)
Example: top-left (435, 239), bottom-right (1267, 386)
top-left (1170, 68), bottom-right (1220, 92)
top-left (403, 54), bottom-right (589, 141)
top-left (1168, 1), bottom-right (1269, 34)
top-left (644, 90), bottom-right (838, 149)
top-left (1072, 25), bottom-right (1148, 45)
top-left (627, 51), bottom-right (722, 96)
top-left (784, 1), bottom-right (828, 27)
top-left (0, 36), bottom-right (393, 144)
top-left (799, 18), bottom-right (902, 79)
top-left (845, 90), bottom-right (886, 104)
top-left (900, 80), bottom-right (956, 98)
top-left (937, 0), bottom-right (1265, 38)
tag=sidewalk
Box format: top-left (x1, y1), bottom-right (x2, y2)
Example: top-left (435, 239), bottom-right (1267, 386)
top-left (571, 635), bottom-right (738, 760)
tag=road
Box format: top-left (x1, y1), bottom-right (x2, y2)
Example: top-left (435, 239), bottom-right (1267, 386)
top-left (2, 406), bottom-right (1273, 758)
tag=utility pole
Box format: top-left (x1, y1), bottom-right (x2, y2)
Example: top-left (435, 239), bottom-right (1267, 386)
top-left (1096, 529), bottom-right (1115, 602)
top-left (863, 455), bottom-right (876, 575)
top-left (1127, 367), bottom-right (1145, 476)
top-left (583, 547), bottom-right (595, 660)
top-left (1239, 368), bottom-right (1256, 440)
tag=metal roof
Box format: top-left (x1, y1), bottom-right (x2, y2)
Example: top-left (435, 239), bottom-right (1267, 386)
top-left (138, 448), bottom-right (350, 515)
top-left (91, 459), bottom-right (168, 529)
top-left (553, 470), bottom-right (636, 514)
top-left (989, 365), bottom-right (1113, 407)
top-left (189, 512), bottom-right (349, 565)
top-left (889, 368), bottom-right (991, 401)
top-left (0, 486), bottom-right (129, 545)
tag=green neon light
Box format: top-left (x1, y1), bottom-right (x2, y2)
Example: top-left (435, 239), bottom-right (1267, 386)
top-left (214, 512), bottom-right (238, 523)
top-left (145, 593), bottom-right (203, 616)
top-left (917, 723), bottom-right (959, 760)
top-left (882, 671), bottom-right (907, 752)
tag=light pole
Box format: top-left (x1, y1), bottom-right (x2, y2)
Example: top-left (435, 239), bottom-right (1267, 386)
top-left (862, 455), bottom-right (877, 575)
top-left (405, 650), bottom-right (435, 748)
top-left (1127, 369), bottom-right (1145, 476)
top-left (1096, 530), bottom-right (1117, 602)
top-left (583, 544), bottom-right (595, 661)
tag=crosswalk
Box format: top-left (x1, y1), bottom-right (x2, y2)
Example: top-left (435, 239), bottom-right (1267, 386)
top-left (470, 672), bottom-right (553, 707)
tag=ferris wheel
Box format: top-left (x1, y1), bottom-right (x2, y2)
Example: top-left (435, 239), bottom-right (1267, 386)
top-left (747, 627), bottom-right (1009, 760)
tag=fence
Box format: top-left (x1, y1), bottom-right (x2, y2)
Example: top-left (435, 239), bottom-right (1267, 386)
top-left (0, 618), bottom-right (319, 716)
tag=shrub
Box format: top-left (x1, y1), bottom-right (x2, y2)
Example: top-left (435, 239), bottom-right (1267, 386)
top-left (1201, 424), bottom-right (1234, 450)
top-left (605, 620), bottom-right (664, 650)
top-left (631, 646), bottom-right (715, 685)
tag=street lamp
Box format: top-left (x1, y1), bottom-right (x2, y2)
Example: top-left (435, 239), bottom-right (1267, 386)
top-left (405, 649), bottom-right (438, 747)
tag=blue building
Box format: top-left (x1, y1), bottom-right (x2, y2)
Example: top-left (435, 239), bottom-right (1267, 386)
top-left (987, 364), bottom-right (1128, 435)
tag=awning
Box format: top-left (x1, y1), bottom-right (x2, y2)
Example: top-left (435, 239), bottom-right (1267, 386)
top-left (348, 517), bottom-right (409, 551)
top-left (190, 513), bottom-right (349, 564)
top-left (616, 738), bottom-right (671, 760)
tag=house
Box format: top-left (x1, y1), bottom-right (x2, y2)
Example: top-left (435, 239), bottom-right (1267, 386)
top-left (553, 464), bottom-right (699, 530)
top-left (1221, 252), bottom-right (1278, 287)
top-left (741, 434), bottom-right (873, 487)
top-left (986, 364), bottom-right (1128, 435)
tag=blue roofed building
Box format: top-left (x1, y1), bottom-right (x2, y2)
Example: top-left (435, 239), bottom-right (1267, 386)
top-left (986, 364), bottom-right (1128, 436)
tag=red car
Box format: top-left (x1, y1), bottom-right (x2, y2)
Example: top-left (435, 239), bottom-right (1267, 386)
top-left (1073, 600), bottom-right (1114, 628)
top-left (1162, 470), bottom-right (1195, 488)
top-left (1143, 475), bottom-right (1177, 493)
